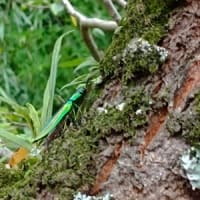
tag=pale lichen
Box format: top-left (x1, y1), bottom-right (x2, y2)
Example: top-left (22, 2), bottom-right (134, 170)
top-left (74, 192), bottom-right (113, 200)
top-left (181, 147), bottom-right (200, 190)
top-left (121, 38), bottom-right (168, 63)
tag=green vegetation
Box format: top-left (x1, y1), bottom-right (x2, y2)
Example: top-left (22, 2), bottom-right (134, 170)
top-left (186, 92), bottom-right (200, 147)
top-left (0, 127), bottom-right (97, 199)
top-left (0, 85), bottom-right (151, 199)
top-left (0, 163), bottom-right (24, 197)
top-left (0, 0), bottom-right (110, 151)
top-left (0, 31), bottom-right (74, 151)
top-left (86, 87), bottom-right (150, 139)
top-left (0, 0), bottom-right (111, 107)
top-left (0, 0), bottom-right (115, 197)
top-left (101, 0), bottom-right (180, 80)
top-left (0, 0), bottom-right (186, 199)
top-left (167, 92), bottom-right (200, 148)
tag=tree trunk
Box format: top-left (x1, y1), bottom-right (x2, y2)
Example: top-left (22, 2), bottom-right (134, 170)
top-left (1, 0), bottom-right (200, 199)
top-left (89, 0), bottom-right (200, 199)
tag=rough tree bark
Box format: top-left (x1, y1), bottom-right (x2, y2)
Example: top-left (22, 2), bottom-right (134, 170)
top-left (89, 1), bottom-right (200, 199)
top-left (1, 0), bottom-right (200, 199)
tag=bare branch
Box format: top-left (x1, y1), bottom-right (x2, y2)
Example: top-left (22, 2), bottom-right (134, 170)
top-left (80, 24), bottom-right (103, 61)
top-left (113, 0), bottom-right (127, 8)
top-left (63, 0), bottom-right (117, 31)
top-left (103, 0), bottom-right (121, 22)
top-left (63, 0), bottom-right (118, 61)
top-left (62, 0), bottom-right (127, 61)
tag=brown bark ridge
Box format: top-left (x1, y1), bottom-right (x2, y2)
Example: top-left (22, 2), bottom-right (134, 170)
top-left (89, 1), bottom-right (200, 199)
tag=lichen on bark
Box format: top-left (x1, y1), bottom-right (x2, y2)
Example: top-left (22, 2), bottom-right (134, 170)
top-left (167, 91), bottom-right (200, 147)
top-left (101, 0), bottom-right (180, 80)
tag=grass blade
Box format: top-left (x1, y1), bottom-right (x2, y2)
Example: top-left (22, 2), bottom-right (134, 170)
top-left (41, 30), bottom-right (73, 128)
top-left (26, 103), bottom-right (41, 138)
top-left (0, 128), bottom-right (32, 151)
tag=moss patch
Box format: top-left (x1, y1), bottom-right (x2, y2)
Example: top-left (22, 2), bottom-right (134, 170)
top-left (101, 0), bottom-right (180, 80)
top-left (0, 164), bottom-right (24, 198)
top-left (167, 92), bottom-right (200, 147)
top-left (85, 86), bottom-right (150, 139)
top-left (0, 85), bottom-right (150, 199)
top-left (185, 93), bottom-right (200, 147)
top-left (0, 127), bottom-right (97, 199)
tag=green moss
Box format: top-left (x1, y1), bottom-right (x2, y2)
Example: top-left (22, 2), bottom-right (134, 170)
top-left (101, 0), bottom-right (180, 80)
top-left (120, 39), bottom-right (167, 82)
top-left (0, 127), bottom-right (97, 199)
top-left (85, 87), bottom-right (150, 141)
top-left (0, 85), bottom-right (150, 199)
top-left (167, 92), bottom-right (200, 147)
top-left (185, 93), bottom-right (200, 147)
top-left (0, 164), bottom-right (24, 198)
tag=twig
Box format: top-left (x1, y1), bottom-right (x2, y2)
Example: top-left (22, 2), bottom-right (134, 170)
top-left (63, 0), bottom-right (118, 61)
top-left (63, 0), bottom-right (117, 31)
top-left (113, 0), bottom-right (127, 8)
top-left (103, 0), bottom-right (121, 22)
top-left (80, 24), bottom-right (102, 61)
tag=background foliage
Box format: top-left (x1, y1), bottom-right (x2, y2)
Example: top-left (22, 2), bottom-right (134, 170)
top-left (0, 0), bottom-right (111, 107)
top-left (0, 0), bottom-right (112, 151)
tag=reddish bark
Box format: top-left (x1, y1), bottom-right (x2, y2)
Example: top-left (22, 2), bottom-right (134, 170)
top-left (90, 1), bottom-right (200, 199)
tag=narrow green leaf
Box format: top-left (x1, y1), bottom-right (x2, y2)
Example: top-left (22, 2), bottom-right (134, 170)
top-left (0, 129), bottom-right (32, 151)
top-left (0, 22), bottom-right (4, 41)
top-left (41, 30), bottom-right (73, 128)
top-left (74, 56), bottom-right (97, 73)
top-left (13, 3), bottom-right (32, 26)
top-left (59, 57), bottom-right (85, 68)
top-left (0, 87), bottom-right (37, 138)
top-left (60, 74), bottom-right (87, 90)
top-left (0, 87), bottom-right (18, 107)
top-left (26, 103), bottom-right (41, 138)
